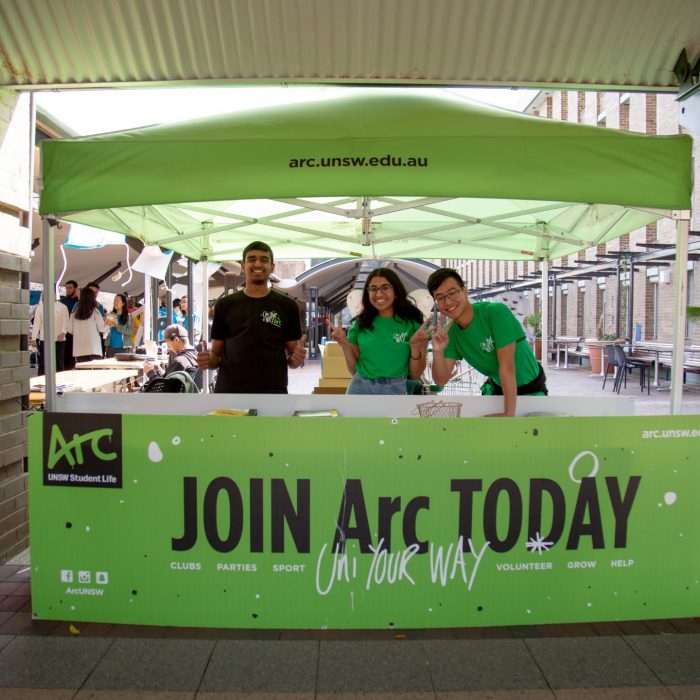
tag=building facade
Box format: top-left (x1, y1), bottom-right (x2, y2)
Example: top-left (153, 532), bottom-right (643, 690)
top-left (444, 91), bottom-right (699, 345)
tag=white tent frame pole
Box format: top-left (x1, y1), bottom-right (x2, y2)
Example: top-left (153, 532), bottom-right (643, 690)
top-left (540, 259), bottom-right (549, 371)
top-left (200, 258), bottom-right (209, 394)
top-left (670, 213), bottom-right (690, 415)
top-left (143, 275), bottom-right (152, 342)
top-left (41, 217), bottom-right (57, 411)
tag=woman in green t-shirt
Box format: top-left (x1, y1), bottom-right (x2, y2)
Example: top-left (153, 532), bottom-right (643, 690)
top-left (331, 268), bottom-right (430, 394)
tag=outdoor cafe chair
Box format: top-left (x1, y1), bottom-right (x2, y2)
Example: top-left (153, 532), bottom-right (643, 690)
top-left (601, 344), bottom-right (618, 391)
top-left (610, 344), bottom-right (648, 394)
top-left (615, 344), bottom-right (650, 394)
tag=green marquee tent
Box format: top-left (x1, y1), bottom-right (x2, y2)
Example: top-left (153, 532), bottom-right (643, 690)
top-left (39, 90), bottom-right (692, 263)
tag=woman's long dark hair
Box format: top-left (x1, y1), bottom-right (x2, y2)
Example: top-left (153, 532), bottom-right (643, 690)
top-left (74, 287), bottom-right (97, 321)
top-left (356, 268), bottom-right (423, 330)
top-left (112, 293), bottom-right (129, 325)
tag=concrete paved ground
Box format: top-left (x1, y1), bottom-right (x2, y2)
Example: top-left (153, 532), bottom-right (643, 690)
top-left (5, 360), bottom-right (698, 697)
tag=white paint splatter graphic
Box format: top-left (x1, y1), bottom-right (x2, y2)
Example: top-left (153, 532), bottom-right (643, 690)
top-left (526, 532), bottom-right (553, 554)
top-left (148, 442), bottom-right (163, 462)
top-left (568, 450), bottom-right (599, 483)
top-left (664, 492), bottom-right (677, 505)
top-left (172, 436), bottom-right (181, 445)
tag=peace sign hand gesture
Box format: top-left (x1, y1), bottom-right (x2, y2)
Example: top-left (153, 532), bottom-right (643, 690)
top-left (430, 319), bottom-right (454, 353)
top-left (410, 319), bottom-right (432, 348)
top-left (330, 322), bottom-right (349, 347)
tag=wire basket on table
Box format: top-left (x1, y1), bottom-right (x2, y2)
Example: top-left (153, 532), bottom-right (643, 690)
top-left (421, 359), bottom-right (483, 397)
top-left (413, 399), bottom-right (462, 418)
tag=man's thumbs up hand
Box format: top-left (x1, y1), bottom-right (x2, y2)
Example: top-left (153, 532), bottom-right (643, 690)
top-left (289, 334), bottom-right (307, 368)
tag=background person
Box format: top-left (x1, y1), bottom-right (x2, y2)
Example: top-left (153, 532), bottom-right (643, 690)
top-left (331, 268), bottom-right (429, 395)
top-left (67, 287), bottom-right (106, 362)
top-left (60, 280), bottom-right (80, 369)
top-left (180, 294), bottom-right (201, 345)
top-left (127, 297), bottom-right (143, 348)
top-left (31, 292), bottom-right (69, 374)
top-left (427, 268), bottom-right (547, 417)
top-left (157, 297), bottom-right (182, 341)
top-left (87, 280), bottom-right (107, 357)
top-left (86, 281), bottom-right (106, 317)
top-left (105, 293), bottom-right (135, 357)
top-left (197, 241), bottom-right (306, 393)
top-left (144, 324), bottom-right (198, 380)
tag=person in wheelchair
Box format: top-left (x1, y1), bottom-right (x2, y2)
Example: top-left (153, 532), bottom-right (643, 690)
top-left (143, 324), bottom-right (198, 382)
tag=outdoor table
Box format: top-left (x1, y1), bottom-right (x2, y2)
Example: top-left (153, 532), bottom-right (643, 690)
top-left (30, 368), bottom-right (140, 405)
top-left (28, 391), bottom-right (700, 632)
top-left (76, 357), bottom-right (148, 371)
top-left (632, 342), bottom-right (674, 388)
top-left (553, 336), bottom-right (580, 369)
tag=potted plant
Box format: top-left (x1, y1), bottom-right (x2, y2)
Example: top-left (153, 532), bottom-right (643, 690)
top-left (689, 306), bottom-right (700, 326)
top-left (585, 312), bottom-right (620, 373)
top-left (524, 312), bottom-right (542, 360)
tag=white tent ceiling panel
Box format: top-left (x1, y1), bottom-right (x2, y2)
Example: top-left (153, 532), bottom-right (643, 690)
top-left (64, 198), bottom-right (664, 263)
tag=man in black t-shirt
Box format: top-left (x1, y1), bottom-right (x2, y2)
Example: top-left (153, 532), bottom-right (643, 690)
top-left (197, 241), bottom-right (307, 393)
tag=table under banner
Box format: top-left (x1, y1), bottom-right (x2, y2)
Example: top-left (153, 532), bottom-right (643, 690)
top-left (28, 410), bottom-right (700, 629)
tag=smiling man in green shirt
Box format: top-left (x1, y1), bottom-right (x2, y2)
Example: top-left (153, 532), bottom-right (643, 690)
top-left (427, 268), bottom-right (547, 417)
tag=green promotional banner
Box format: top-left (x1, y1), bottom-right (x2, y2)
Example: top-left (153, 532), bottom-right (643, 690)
top-left (29, 412), bottom-right (700, 629)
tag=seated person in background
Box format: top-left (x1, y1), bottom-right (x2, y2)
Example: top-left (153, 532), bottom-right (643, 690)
top-left (427, 268), bottom-right (547, 417)
top-left (144, 324), bottom-right (198, 380)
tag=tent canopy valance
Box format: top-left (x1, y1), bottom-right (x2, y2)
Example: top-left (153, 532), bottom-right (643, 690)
top-left (39, 91), bottom-right (693, 262)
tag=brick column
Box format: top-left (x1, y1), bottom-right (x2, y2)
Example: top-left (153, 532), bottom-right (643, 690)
top-left (0, 88), bottom-right (31, 563)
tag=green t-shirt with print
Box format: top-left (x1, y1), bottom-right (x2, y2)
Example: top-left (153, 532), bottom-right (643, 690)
top-left (348, 315), bottom-right (422, 379)
top-left (445, 302), bottom-right (539, 387)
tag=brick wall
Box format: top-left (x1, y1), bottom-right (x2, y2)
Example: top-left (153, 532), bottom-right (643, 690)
top-left (274, 259), bottom-right (307, 280)
top-left (0, 88), bottom-right (31, 563)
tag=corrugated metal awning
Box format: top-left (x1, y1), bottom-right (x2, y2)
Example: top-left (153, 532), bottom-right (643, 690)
top-left (1, 0), bottom-right (698, 91)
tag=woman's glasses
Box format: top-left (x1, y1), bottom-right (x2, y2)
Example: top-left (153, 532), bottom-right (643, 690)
top-left (368, 284), bottom-right (393, 295)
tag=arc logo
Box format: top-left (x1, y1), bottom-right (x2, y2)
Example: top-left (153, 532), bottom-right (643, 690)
top-left (43, 413), bottom-right (122, 488)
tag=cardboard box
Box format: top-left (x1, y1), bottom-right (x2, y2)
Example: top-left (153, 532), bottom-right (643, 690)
top-left (318, 377), bottom-right (351, 388)
top-left (312, 386), bottom-right (347, 394)
top-left (322, 341), bottom-right (345, 358)
top-left (321, 356), bottom-right (352, 379)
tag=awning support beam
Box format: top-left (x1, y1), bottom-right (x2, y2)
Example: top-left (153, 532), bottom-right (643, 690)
top-left (670, 214), bottom-right (690, 414)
